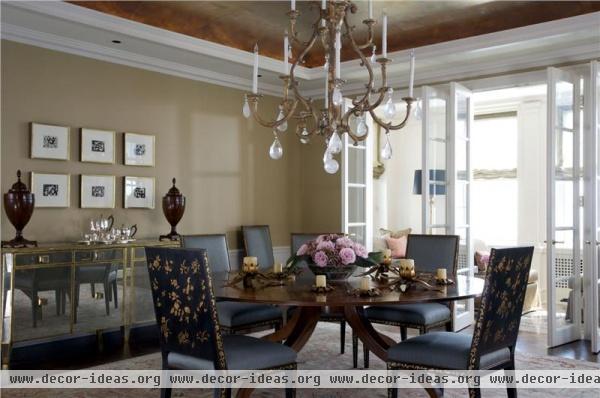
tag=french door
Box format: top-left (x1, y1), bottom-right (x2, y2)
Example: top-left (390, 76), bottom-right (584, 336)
top-left (421, 84), bottom-right (474, 331)
top-left (449, 82), bottom-right (475, 331)
top-left (584, 61), bottom-right (600, 353)
top-left (546, 66), bottom-right (583, 347)
top-left (341, 101), bottom-right (374, 251)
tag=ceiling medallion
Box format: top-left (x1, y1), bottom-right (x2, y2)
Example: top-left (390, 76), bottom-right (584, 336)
top-left (242, 0), bottom-right (416, 173)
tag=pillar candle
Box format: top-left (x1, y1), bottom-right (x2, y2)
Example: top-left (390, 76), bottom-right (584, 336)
top-left (316, 275), bottom-right (327, 288)
top-left (382, 13), bottom-right (387, 58)
top-left (360, 276), bottom-right (370, 291)
top-left (274, 263), bottom-right (283, 273)
top-left (408, 50), bottom-right (415, 98)
top-left (252, 43), bottom-right (259, 94)
top-left (436, 268), bottom-right (447, 280)
top-left (382, 249), bottom-right (392, 258)
top-left (283, 33), bottom-right (289, 75)
top-left (243, 256), bottom-right (258, 271)
top-left (324, 69), bottom-right (329, 109)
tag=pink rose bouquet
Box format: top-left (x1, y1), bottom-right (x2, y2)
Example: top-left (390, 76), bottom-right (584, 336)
top-left (292, 234), bottom-right (372, 268)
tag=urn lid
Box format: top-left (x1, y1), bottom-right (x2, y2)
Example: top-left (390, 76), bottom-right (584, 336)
top-left (165, 178), bottom-right (183, 197)
top-left (8, 170), bottom-right (30, 194)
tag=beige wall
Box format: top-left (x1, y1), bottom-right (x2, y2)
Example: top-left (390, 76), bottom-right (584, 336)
top-left (0, 41), bottom-right (339, 248)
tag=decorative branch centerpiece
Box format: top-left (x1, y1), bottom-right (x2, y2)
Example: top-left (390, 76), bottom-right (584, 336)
top-left (225, 256), bottom-right (300, 289)
top-left (243, 0), bottom-right (416, 173)
top-left (288, 234), bottom-right (377, 280)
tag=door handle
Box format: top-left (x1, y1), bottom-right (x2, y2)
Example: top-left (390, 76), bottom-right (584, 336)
top-left (544, 240), bottom-right (565, 245)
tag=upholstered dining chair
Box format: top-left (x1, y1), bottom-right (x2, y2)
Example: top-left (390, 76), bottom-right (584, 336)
top-left (74, 264), bottom-right (119, 323)
top-left (356, 234), bottom-right (460, 368)
top-left (182, 234), bottom-right (285, 334)
top-left (387, 246), bottom-right (534, 398)
top-left (291, 233), bottom-right (348, 355)
top-left (145, 247), bottom-right (297, 398)
top-left (242, 225), bottom-right (275, 268)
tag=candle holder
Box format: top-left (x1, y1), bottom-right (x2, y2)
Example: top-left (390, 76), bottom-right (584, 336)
top-left (348, 287), bottom-right (381, 297)
top-left (311, 284), bottom-right (334, 294)
top-left (380, 268), bottom-right (444, 293)
top-left (435, 278), bottom-right (455, 286)
top-left (224, 268), bottom-right (286, 289)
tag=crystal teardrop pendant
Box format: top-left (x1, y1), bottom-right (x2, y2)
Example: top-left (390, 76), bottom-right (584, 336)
top-left (324, 157), bottom-right (339, 174)
top-left (356, 115), bottom-right (368, 138)
top-left (276, 107), bottom-right (287, 132)
top-left (384, 97), bottom-right (396, 119)
top-left (300, 127), bottom-right (310, 144)
top-left (242, 97), bottom-right (251, 118)
top-left (269, 136), bottom-right (283, 160)
top-left (381, 134), bottom-right (393, 160)
top-left (332, 86), bottom-right (343, 106)
top-left (327, 131), bottom-right (342, 154)
top-left (370, 46), bottom-right (377, 64)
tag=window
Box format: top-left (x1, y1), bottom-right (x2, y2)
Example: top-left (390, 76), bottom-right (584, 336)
top-left (471, 113), bottom-right (518, 246)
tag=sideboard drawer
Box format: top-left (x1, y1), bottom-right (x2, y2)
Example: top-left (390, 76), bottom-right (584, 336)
top-left (14, 251), bottom-right (72, 266)
top-left (74, 248), bottom-right (123, 263)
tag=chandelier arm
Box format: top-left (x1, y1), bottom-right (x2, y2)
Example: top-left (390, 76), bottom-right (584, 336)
top-left (355, 19), bottom-right (376, 50)
top-left (370, 98), bottom-right (415, 131)
top-left (287, 10), bottom-right (312, 47)
top-left (289, 29), bottom-right (321, 128)
top-left (247, 96), bottom-right (300, 129)
top-left (342, 16), bottom-right (374, 109)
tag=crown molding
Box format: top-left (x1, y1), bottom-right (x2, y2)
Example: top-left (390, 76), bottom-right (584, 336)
top-left (1, 22), bottom-right (285, 97)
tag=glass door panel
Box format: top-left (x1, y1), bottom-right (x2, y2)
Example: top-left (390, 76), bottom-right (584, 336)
top-left (342, 99), bottom-right (374, 250)
top-left (547, 66), bottom-right (582, 347)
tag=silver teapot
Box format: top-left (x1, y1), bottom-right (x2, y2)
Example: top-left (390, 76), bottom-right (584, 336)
top-left (90, 214), bottom-right (114, 234)
top-left (116, 224), bottom-right (137, 241)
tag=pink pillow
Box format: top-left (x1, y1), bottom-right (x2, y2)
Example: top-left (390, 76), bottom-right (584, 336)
top-left (385, 236), bottom-right (408, 259)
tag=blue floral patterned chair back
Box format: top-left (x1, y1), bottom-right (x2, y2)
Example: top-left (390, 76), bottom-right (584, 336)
top-left (145, 247), bottom-right (227, 370)
top-left (469, 246), bottom-right (534, 369)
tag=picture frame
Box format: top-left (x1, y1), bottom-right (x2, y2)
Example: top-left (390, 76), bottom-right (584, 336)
top-left (30, 123), bottom-right (70, 160)
top-left (31, 172), bottom-right (70, 208)
top-left (124, 132), bottom-right (155, 166)
top-left (124, 176), bottom-right (155, 209)
top-left (80, 175), bottom-right (115, 208)
top-left (80, 128), bottom-right (115, 164)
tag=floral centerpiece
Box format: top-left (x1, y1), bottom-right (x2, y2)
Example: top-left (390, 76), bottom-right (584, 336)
top-left (287, 234), bottom-right (378, 280)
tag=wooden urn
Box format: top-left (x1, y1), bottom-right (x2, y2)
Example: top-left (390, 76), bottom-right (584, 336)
top-left (2, 170), bottom-right (37, 248)
top-left (159, 178), bottom-right (186, 241)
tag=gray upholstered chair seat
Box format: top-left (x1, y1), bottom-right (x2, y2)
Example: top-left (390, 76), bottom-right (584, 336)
top-left (387, 332), bottom-right (510, 370)
top-left (366, 303), bottom-right (451, 326)
top-left (216, 302), bottom-right (283, 328)
top-left (168, 334), bottom-right (297, 370)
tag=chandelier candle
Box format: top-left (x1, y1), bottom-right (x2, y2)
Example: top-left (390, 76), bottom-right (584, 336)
top-left (284, 32), bottom-right (289, 75)
top-left (252, 43), bottom-right (258, 94)
top-left (409, 50), bottom-right (415, 98)
top-left (244, 0), bottom-right (415, 173)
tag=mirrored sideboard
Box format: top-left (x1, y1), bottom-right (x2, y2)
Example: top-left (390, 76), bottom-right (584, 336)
top-left (0, 240), bottom-right (178, 368)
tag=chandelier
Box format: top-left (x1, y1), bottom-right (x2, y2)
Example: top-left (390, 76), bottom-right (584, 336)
top-left (242, 0), bottom-right (416, 174)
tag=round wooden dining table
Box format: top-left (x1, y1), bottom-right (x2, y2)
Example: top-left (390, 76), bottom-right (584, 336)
top-left (212, 271), bottom-right (485, 363)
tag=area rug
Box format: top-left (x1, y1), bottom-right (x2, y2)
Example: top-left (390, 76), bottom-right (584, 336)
top-left (3, 323), bottom-right (599, 398)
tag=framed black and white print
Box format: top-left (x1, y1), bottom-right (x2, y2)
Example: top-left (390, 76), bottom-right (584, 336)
top-left (31, 173), bottom-right (70, 207)
top-left (81, 175), bottom-right (115, 208)
top-left (124, 133), bottom-right (155, 166)
top-left (124, 176), bottom-right (155, 209)
top-left (31, 123), bottom-right (70, 160)
top-left (80, 128), bottom-right (115, 164)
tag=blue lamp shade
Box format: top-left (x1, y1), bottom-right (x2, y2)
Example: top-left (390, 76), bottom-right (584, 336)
top-left (413, 169), bottom-right (447, 195)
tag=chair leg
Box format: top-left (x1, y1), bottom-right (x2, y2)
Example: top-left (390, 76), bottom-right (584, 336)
top-left (388, 386), bottom-right (398, 398)
top-left (213, 388), bottom-right (231, 398)
top-left (91, 283), bottom-right (95, 298)
top-left (468, 388), bottom-right (481, 398)
top-left (340, 320), bottom-right (346, 354)
top-left (419, 326), bottom-right (426, 335)
top-left (506, 349), bottom-right (517, 398)
top-left (112, 281), bottom-right (118, 309)
top-left (104, 282), bottom-right (110, 316)
top-left (400, 326), bottom-right (407, 341)
top-left (55, 290), bottom-right (61, 316)
top-left (363, 341), bottom-right (370, 369)
top-left (160, 387), bottom-right (172, 398)
top-left (32, 291), bottom-right (38, 328)
top-left (352, 330), bottom-right (358, 368)
top-left (445, 321), bottom-right (453, 332)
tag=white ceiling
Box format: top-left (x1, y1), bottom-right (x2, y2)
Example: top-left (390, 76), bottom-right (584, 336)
top-left (2, 1), bottom-right (599, 99)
